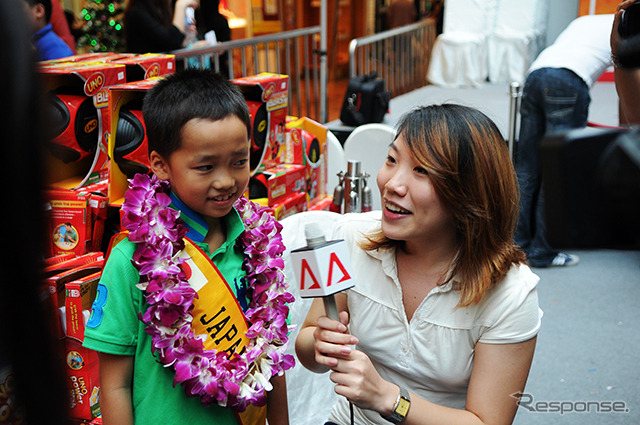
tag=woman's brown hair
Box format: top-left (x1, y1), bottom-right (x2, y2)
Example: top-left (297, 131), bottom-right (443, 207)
top-left (361, 104), bottom-right (526, 306)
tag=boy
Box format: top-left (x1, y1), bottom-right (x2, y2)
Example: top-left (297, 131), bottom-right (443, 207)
top-left (83, 69), bottom-right (291, 425)
top-left (24, 0), bottom-right (74, 61)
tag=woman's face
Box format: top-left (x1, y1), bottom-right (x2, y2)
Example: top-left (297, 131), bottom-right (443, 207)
top-left (376, 135), bottom-right (455, 249)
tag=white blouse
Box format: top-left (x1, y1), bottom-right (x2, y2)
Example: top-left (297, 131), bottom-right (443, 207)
top-left (327, 212), bottom-right (542, 425)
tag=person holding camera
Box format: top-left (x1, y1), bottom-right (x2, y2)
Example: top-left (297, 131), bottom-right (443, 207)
top-left (611, 0), bottom-right (640, 125)
top-left (514, 13), bottom-right (614, 268)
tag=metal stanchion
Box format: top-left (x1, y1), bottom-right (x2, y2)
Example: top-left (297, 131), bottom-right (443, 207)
top-left (508, 82), bottom-right (522, 162)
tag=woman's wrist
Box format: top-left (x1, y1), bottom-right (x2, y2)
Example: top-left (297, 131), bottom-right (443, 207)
top-left (378, 383), bottom-right (401, 418)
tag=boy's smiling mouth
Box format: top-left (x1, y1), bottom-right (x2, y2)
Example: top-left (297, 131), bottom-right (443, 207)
top-left (210, 193), bottom-right (236, 202)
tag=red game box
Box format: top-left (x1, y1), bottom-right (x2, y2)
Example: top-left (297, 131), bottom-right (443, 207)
top-left (252, 163), bottom-right (306, 207)
top-left (65, 271), bottom-right (101, 342)
top-left (233, 73), bottom-right (289, 174)
top-left (45, 189), bottom-right (93, 257)
top-left (107, 53), bottom-right (175, 82)
top-left (108, 78), bottom-right (163, 205)
top-left (64, 338), bottom-right (100, 420)
top-left (39, 61), bottom-right (127, 191)
top-left (286, 117), bottom-right (328, 203)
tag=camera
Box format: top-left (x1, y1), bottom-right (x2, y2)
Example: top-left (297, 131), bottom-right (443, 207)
top-left (618, 0), bottom-right (640, 39)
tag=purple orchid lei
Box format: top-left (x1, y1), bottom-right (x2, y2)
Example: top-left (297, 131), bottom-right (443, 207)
top-left (121, 173), bottom-right (295, 411)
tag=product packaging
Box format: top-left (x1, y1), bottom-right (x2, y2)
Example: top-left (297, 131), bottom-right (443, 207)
top-left (108, 78), bottom-right (163, 204)
top-left (38, 61), bottom-right (127, 192)
top-left (285, 117), bottom-right (328, 205)
top-left (233, 73), bottom-right (289, 174)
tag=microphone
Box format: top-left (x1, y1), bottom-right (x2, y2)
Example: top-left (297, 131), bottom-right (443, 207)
top-left (290, 222), bottom-right (355, 321)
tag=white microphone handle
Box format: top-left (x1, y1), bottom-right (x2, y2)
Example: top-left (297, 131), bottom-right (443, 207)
top-left (323, 295), bottom-right (340, 322)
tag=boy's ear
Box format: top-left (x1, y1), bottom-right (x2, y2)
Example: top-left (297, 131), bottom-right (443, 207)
top-left (33, 3), bottom-right (46, 21)
top-left (149, 151), bottom-right (169, 180)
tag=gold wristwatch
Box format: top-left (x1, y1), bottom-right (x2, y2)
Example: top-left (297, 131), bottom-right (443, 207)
top-left (382, 386), bottom-right (411, 423)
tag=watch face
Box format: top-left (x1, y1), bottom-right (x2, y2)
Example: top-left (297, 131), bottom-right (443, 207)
top-left (396, 398), bottom-right (411, 417)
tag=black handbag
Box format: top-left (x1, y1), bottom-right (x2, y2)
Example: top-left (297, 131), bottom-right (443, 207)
top-left (339, 72), bottom-right (391, 126)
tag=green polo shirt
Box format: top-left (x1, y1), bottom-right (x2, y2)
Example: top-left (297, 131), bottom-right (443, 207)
top-left (84, 203), bottom-right (247, 425)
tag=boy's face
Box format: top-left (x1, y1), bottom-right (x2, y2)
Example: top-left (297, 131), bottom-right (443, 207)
top-left (150, 116), bottom-right (250, 223)
top-left (23, 1), bottom-right (44, 32)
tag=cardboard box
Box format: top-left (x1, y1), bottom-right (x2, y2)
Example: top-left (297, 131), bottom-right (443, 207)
top-left (108, 53), bottom-right (175, 82)
top-left (233, 73), bottom-right (289, 174)
top-left (308, 195), bottom-right (333, 211)
top-left (43, 252), bottom-right (105, 278)
top-left (250, 163), bottom-right (306, 207)
top-left (39, 61), bottom-right (127, 191)
top-left (46, 189), bottom-right (92, 257)
top-left (108, 78), bottom-right (163, 205)
top-left (64, 338), bottom-right (100, 420)
top-left (46, 260), bottom-right (104, 311)
top-left (65, 271), bottom-right (101, 342)
top-left (43, 253), bottom-right (76, 267)
top-left (45, 259), bottom-right (103, 339)
top-left (286, 117), bottom-right (328, 202)
top-left (269, 191), bottom-right (308, 220)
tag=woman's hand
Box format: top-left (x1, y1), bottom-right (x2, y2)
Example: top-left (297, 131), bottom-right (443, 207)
top-left (328, 348), bottom-right (399, 416)
top-left (312, 311), bottom-right (358, 369)
top-left (312, 311), bottom-right (399, 416)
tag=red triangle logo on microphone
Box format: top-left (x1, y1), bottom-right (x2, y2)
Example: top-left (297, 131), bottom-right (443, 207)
top-left (327, 252), bottom-right (351, 287)
top-left (300, 258), bottom-right (321, 290)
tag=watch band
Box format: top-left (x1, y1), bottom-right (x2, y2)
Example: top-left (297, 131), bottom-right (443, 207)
top-left (382, 386), bottom-right (411, 423)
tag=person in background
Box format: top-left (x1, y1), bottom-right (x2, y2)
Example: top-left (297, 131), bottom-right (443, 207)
top-left (24, 0), bottom-right (74, 61)
top-left (385, 0), bottom-right (417, 29)
top-left (64, 9), bottom-right (85, 46)
top-left (123, 0), bottom-right (200, 53)
top-left (196, 0), bottom-right (230, 44)
top-left (50, 0), bottom-right (76, 54)
top-left (611, 0), bottom-right (640, 125)
top-left (296, 104), bottom-right (541, 425)
top-left (195, 0), bottom-right (231, 73)
top-left (514, 14), bottom-right (613, 268)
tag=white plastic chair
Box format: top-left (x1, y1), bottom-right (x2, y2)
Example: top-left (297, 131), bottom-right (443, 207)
top-left (427, 0), bottom-right (498, 88)
top-left (280, 211), bottom-right (343, 425)
top-left (326, 130), bottom-right (346, 195)
top-left (487, 0), bottom-right (549, 84)
top-left (343, 123), bottom-right (396, 211)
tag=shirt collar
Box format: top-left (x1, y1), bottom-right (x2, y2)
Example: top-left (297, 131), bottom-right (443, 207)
top-left (33, 23), bottom-right (53, 42)
top-left (369, 245), bottom-right (457, 295)
top-left (169, 192), bottom-right (244, 245)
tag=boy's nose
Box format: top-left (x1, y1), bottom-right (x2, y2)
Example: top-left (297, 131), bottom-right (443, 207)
top-left (212, 170), bottom-right (235, 189)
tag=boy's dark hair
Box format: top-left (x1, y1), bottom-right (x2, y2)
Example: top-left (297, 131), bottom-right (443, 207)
top-left (142, 69), bottom-right (251, 158)
top-left (25, 0), bottom-right (52, 23)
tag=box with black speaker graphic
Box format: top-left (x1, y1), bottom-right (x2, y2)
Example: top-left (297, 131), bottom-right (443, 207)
top-left (107, 53), bottom-right (175, 82)
top-left (248, 163), bottom-right (307, 207)
top-left (108, 78), bottom-right (162, 205)
top-left (232, 73), bottom-right (289, 174)
top-left (38, 61), bottom-right (127, 191)
top-left (285, 117), bottom-right (328, 205)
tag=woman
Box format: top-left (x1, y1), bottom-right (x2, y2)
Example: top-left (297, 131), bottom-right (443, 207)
top-left (124, 0), bottom-right (200, 53)
top-left (295, 104), bottom-right (542, 425)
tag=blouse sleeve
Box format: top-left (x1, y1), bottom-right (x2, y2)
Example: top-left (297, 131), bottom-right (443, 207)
top-left (476, 265), bottom-right (543, 344)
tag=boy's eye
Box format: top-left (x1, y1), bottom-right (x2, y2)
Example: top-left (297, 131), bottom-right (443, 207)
top-left (196, 165), bottom-right (213, 171)
top-left (386, 155), bottom-right (396, 164)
